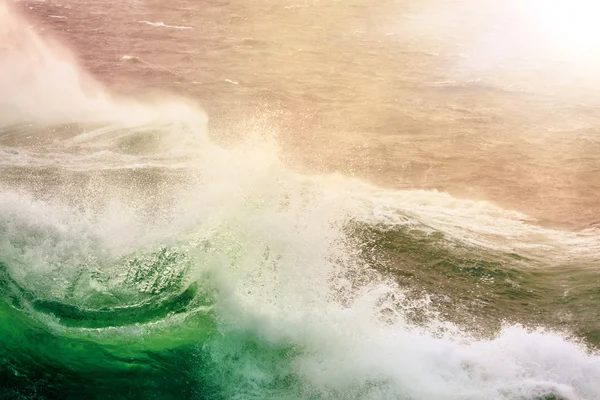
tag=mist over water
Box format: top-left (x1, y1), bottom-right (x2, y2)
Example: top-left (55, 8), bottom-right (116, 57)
top-left (1, 1), bottom-right (599, 399)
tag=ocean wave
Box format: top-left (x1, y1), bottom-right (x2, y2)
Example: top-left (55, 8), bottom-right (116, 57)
top-left (0, 185), bottom-right (598, 399)
top-left (1, 3), bottom-right (599, 399)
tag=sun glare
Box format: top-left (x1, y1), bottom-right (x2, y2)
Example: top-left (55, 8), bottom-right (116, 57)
top-left (528, 0), bottom-right (600, 55)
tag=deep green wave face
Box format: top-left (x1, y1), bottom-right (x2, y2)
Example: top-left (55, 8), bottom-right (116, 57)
top-left (0, 244), bottom-right (300, 400)
top-left (0, 249), bottom-right (210, 399)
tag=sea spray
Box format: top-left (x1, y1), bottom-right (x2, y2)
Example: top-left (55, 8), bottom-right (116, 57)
top-left (0, 2), bottom-right (599, 399)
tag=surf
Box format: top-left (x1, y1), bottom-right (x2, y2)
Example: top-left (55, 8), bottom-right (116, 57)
top-left (0, 3), bottom-right (599, 399)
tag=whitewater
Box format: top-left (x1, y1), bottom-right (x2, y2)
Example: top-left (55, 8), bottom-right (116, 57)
top-left (1, 1), bottom-right (599, 399)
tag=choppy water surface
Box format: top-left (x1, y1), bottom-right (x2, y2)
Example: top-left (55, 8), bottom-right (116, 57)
top-left (1, 0), bottom-right (599, 399)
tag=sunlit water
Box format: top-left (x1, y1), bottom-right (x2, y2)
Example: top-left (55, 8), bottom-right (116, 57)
top-left (1, 0), bottom-right (599, 399)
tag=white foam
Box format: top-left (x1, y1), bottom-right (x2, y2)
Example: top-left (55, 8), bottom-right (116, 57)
top-left (284, 4), bottom-right (308, 9)
top-left (138, 20), bottom-right (192, 30)
top-left (323, 177), bottom-right (600, 261)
